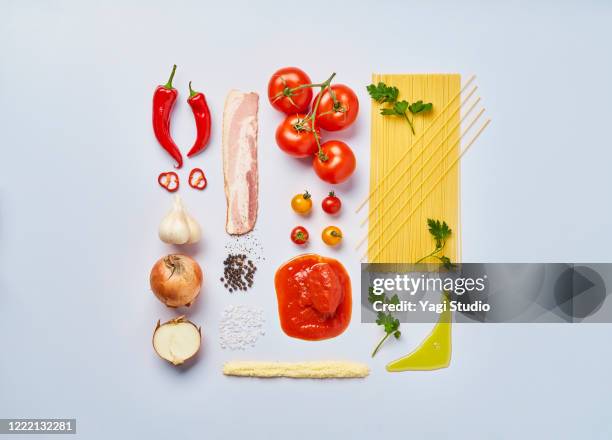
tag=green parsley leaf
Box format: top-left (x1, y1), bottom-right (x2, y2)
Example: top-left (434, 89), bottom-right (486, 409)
top-left (366, 82), bottom-right (399, 104)
top-left (427, 218), bottom-right (452, 249)
top-left (380, 107), bottom-right (397, 116)
top-left (394, 100), bottom-right (409, 114)
top-left (376, 312), bottom-right (400, 335)
top-left (380, 100), bottom-right (410, 117)
top-left (438, 255), bottom-right (456, 270)
top-left (409, 100), bottom-right (433, 114)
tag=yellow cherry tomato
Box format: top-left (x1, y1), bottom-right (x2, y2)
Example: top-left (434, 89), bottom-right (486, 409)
top-left (322, 226), bottom-right (343, 246)
top-left (291, 191), bottom-right (312, 215)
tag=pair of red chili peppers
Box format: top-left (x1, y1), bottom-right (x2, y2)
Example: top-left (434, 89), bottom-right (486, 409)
top-left (152, 65), bottom-right (211, 168)
top-left (158, 168), bottom-right (207, 192)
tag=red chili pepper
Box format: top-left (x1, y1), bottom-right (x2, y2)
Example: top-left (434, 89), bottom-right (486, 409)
top-left (153, 65), bottom-right (183, 168)
top-left (188, 168), bottom-right (207, 190)
top-left (186, 81), bottom-right (212, 158)
top-left (158, 171), bottom-right (179, 192)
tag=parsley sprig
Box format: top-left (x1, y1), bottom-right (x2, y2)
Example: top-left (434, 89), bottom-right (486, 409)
top-left (366, 82), bottom-right (433, 134)
top-left (416, 219), bottom-right (455, 269)
top-left (368, 288), bottom-right (401, 357)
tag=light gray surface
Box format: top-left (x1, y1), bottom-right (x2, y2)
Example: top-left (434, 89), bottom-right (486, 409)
top-left (1, 0), bottom-right (611, 438)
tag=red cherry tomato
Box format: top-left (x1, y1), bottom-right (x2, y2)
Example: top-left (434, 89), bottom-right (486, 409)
top-left (276, 114), bottom-right (321, 158)
top-left (313, 140), bottom-right (356, 184)
top-left (322, 191), bottom-right (342, 214)
top-left (313, 84), bottom-right (359, 131)
top-left (291, 226), bottom-right (309, 245)
top-left (268, 67), bottom-right (313, 114)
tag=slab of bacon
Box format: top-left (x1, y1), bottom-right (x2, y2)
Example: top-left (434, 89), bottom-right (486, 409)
top-left (222, 90), bottom-right (259, 235)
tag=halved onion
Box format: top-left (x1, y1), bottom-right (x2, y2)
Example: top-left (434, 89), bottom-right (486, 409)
top-left (152, 316), bottom-right (201, 365)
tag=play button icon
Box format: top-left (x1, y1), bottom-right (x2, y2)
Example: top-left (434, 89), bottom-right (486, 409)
top-left (554, 265), bottom-right (606, 319)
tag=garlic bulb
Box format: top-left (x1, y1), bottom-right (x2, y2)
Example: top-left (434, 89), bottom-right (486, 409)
top-left (159, 195), bottom-right (202, 245)
top-left (185, 211), bottom-right (202, 244)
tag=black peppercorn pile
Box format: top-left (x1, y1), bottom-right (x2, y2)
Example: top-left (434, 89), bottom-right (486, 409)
top-left (220, 254), bottom-right (257, 293)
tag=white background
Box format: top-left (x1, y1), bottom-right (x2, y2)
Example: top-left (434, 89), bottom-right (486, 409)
top-left (1, 0), bottom-right (612, 438)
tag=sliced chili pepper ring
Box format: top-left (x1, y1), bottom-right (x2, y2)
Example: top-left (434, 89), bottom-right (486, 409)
top-left (158, 171), bottom-right (179, 192)
top-left (189, 168), bottom-right (207, 190)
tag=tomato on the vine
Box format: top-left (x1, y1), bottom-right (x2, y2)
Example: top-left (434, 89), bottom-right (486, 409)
top-left (268, 67), bottom-right (313, 114)
top-left (322, 191), bottom-right (342, 214)
top-left (291, 226), bottom-right (309, 245)
top-left (313, 140), bottom-right (356, 184)
top-left (313, 84), bottom-right (359, 131)
top-left (276, 114), bottom-right (321, 158)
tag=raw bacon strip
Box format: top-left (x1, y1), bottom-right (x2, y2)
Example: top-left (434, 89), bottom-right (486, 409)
top-left (222, 90), bottom-right (259, 235)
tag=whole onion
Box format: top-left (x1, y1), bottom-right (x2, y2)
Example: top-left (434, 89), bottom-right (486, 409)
top-left (150, 254), bottom-right (202, 307)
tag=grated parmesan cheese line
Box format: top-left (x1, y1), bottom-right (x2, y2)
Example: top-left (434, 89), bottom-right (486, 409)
top-left (223, 361), bottom-right (370, 379)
